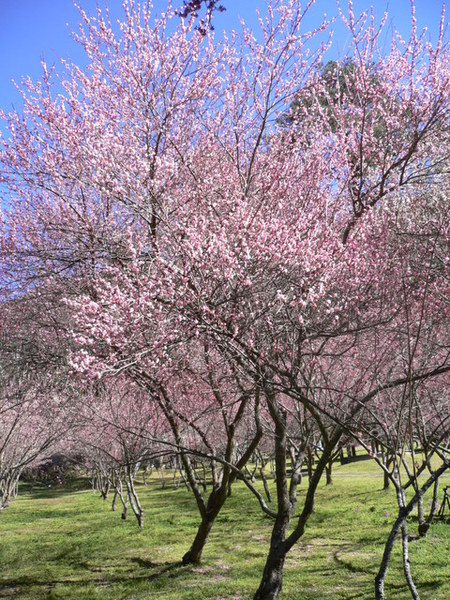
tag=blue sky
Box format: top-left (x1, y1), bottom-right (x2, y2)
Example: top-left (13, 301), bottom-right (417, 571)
top-left (0, 0), bottom-right (447, 113)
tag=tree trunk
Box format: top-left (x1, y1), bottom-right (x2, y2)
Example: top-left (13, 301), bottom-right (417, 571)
top-left (306, 447), bottom-right (313, 479)
top-left (261, 466), bottom-right (272, 503)
top-left (416, 494), bottom-right (428, 536)
top-left (375, 515), bottom-right (403, 600)
top-left (120, 489), bottom-right (128, 520)
top-left (382, 452), bottom-right (391, 490)
top-left (100, 478), bottom-right (110, 500)
top-left (0, 494), bottom-right (11, 510)
top-left (253, 539), bottom-right (287, 600)
top-left (401, 521), bottom-right (419, 600)
top-left (126, 476), bottom-right (144, 529)
top-left (253, 396), bottom-right (290, 600)
top-left (182, 516), bottom-right (214, 564)
top-left (253, 425), bottom-right (343, 600)
top-left (374, 463), bottom-right (448, 600)
top-left (137, 511), bottom-right (144, 529)
top-left (426, 478), bottom-right (439, 523)
top-left (325, 460), bottom-right (333, 485)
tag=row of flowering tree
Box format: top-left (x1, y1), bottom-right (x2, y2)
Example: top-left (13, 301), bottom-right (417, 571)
top-left (0, 292), bottom-right (77, 512)
top-left (0, 1), bottom-right (448, 598)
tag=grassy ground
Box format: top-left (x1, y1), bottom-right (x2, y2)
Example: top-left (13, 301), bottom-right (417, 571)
top-left (0, 460), bottom-right (449, 599)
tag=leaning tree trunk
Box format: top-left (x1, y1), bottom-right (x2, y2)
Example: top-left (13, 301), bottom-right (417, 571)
top-left (374, 462), bottom-right (448, 600)
top-left (0, 472), bottom-right (19, 511)
top-left (416, 494), bottom-right (427, 536)
top-left (375, 493), bottom-right (407, 600)
top-left (426, 479), bottom-right (440, 523)
top-left (182, 512), bottom-right (217, 564)
top-left (126, 472), bottom-right (144, 529)
top-left (182, 430), bottom-right (262, 565)
top-left (253, 423), bottom-right (342, 600)
top-left (325, 459), bottom-right (333, 485)
top-left (253, 549), bottom-right (286, 599)
top-left (256, 451), bottom-right (272, 503)
top-left (111, 490), bottom-right (118, 512)
top-left (253, 514), bottom-right (290, 600)
top-left (253, 403), bottom-right (289, 600)
top-left (401, 521), bottom-right (420, 600)
top-left (382, 451), bottom-right (391, 490)
top-left (253, 426), bottom-right (307, 600)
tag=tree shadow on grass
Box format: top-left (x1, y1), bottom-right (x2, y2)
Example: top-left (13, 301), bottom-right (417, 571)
top-left (129, 556), bottom-right (161, 569)
top-left (0, 560), bottom-right (185, 598)
top-left (333, 545), bottom-right (377, 575)
top-left (20, 480), bottom-right (91, 500)
top-left (147, 560), bottom-right (185, 582)
top-left (130, 556), bottom-right (183, 577)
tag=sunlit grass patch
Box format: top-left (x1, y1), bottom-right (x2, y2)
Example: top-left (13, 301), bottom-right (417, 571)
top-left (0, 468), bottom-right (448, 599)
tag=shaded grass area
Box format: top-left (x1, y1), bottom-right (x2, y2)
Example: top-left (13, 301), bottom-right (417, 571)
top-left (0, 463), bottom-right (448, 599)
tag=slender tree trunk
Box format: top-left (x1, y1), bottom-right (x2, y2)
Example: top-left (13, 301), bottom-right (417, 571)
top-left (137, 511), bottom-right (144, 528)
top-left (376, 478), bottom-right (409, 600)
top-left (306, 447), bottom-right (313, 479)
top-left (0, 473), bottom-right (19, 511)
top-left (158, 466), bottom-right (166, 488)
top-left (157, 384), bottom-right (262, 565)
top-left (13, 477), bottom-right (19, 498)
top-left (416, 495), bottom-right (427, 536)
top-left (426, 479), bottom-right (439, 522)
top-left (401, 521), bottom-right (420, 600)
top-left (381, 451), bottom-right (391, 490)
top-left (375, 463), bottom-right (448, 600)
top-left (118, 485), bottom-right (128, 520)
top-left (100, 477), bottom-right (110, 500)
top-left (182, 441), bottom-right (262, 565)
top-left (1, 490), bottom-right (11, 510)
top-left (112, 475), bottom-right (128, 520)
top-left (375, 515), bottom-right (403, 599)
top-left (325, 459), bottom-right (333, 485)
top-left (253, 426), bottom-right (342, 600)
top-left (253, 401), bottom-right (289, 600)
top-left (261, 466), bottom-right (272, 503)
top-left (126, 476), bottom-right (144, 529)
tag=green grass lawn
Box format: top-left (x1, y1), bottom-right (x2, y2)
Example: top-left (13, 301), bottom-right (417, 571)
top-left (0, 461), bottom-right (448, 599)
